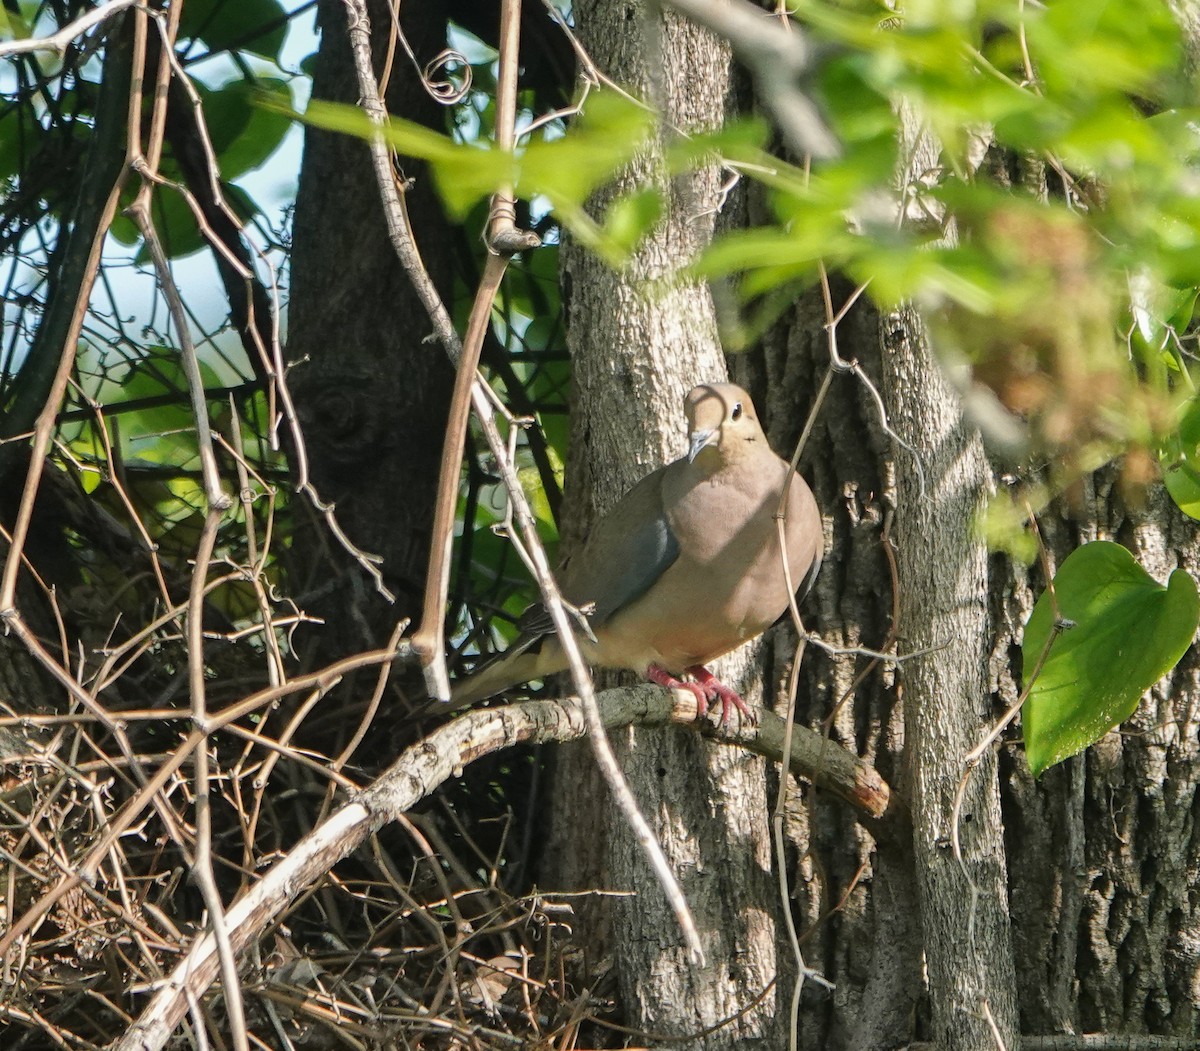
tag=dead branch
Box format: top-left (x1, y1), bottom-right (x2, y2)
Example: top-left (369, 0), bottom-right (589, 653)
top-left (0, 0), bottom-right (138, 57)
top-left (114, 684), bottom-right (889, 1050)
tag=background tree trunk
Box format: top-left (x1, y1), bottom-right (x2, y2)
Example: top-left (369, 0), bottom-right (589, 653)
top-left (731, 286), bottom-right (924, 1051)
top-left (998, 482), bottom-right (1200, 1039)
top-left (991, 9), bottom-right (1200, 1041)
top-left (879, 302), bottom-right (1019, 1048)
top-left (286, 0), bottom-right (454, 676)
top-left (734, 145), bottom-right (1200, 1051)
top-left (540, 2), bottom-right (783, 1045)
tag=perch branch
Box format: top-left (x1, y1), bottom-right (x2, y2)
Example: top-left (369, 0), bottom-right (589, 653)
top-left (114, 683), bottom-right (888, 1051)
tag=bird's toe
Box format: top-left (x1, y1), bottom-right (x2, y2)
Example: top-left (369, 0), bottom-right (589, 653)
top-left (646, 663), bottom-right (710, 717)
top-left (684, 665), bottom-right (754, 726)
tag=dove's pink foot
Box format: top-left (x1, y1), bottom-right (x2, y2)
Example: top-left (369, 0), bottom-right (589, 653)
top-left (647, 663), bottom-right (708, 714)
top-left (684, 665), bottom-right (751, 725)
top-left (646, 663), bottom-right (751, 724)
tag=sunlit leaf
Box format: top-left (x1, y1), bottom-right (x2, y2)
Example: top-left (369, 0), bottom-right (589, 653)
top-left (271, 89), bottom-right (655, 245)
top-left (600, 189), bottom-right (662, 260)
top-left (1162, 394), bottom-right (1200, 520)
top-left (1023, 541), bottom-right (1199, 776)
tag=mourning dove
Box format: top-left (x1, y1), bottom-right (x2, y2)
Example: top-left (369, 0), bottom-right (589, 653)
top-left (453, 383), bottom-right (823, 721)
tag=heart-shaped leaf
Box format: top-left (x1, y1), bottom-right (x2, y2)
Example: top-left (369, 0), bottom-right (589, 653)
top-left (1161, 393), bottom-right (1200, 520)
top-left (1023, 541), bottom-right (1199, 776)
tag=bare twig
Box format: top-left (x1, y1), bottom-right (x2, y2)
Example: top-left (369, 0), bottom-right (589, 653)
top-left (341, 0), bottom-right (461, 361)
top-left (113, 682), bottom-right (889, 1051)
top-left (119, 8), bottom-right (243, 1037)
top-left (410, 0), bottom-right (537, 698)
top-left (0, 641), bottom-right (415, 961)
top-left (949, 507), bottom-right (1072, 861)
top-left (488, 0), bottom-right (543, 253)
top-left (0, 0), bottom-right (138, 56)
top-left (411, 252), bottom-right (510, 700)
top-left (0, 47), bottom-right (132, 610)
top-left (186, 510), bottom-right (250, 1051)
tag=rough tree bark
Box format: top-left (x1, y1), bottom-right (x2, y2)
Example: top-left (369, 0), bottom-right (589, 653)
top-left (879, 302), bottom-right (1020, 1048)
top-left (998, 482), bottom-right (1200, 1040)
top-left (992, 9), bottom-right (1200, 1041)
top-left (540, 2), bottom-right (783, 1046)
top-left (737, 87), bottom-right (1200, 1051)
top-left (730, 285), bottom-right (922, 1051)
top-left (286, 0), bottom-right (454, 671)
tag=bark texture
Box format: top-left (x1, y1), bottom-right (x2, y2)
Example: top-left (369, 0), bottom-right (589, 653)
top-left (286, 0), bottom-right (454, 668)
top-left (880, 303), bottom-right (1019, 1048)
top-left (541, 2), bottom-right (781, 1045)
top-left (738, 221), bottom-right (1200, 1051)
top-left (994, 10), bottom-right (1200, 1038)
top-left (730, 282), bottom-right (922, 1051)
top-left (546, 4), bottom-right (1200, 1048)
top-left (998, 481), bottom-right (1200, 1040)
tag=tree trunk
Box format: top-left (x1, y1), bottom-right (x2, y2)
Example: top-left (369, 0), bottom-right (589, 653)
top-left (998, 480), bottom-right (1200, 1039)
top-left (736, 154), bottom-right (1200, 1051)
top-left (879, 303), bottom-right (1019, 1048)
top-left (730, 284), bottom-right (924, 1051)
top-left (286, 0), bottom-right (454, 674)
top-left (541, 2), bottom-right (782, 1045)
top-left (545, 2), bottom-right (1200, 1047)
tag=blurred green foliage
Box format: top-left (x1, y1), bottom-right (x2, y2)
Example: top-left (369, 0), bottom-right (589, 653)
top-left (282, 0), bottom-right (1200, 521)
top-left (279, 0), bottom-right (1200, 749)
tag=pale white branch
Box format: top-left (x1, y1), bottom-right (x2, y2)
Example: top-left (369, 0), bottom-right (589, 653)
top-left (0, 0), bottom-right (138, 57)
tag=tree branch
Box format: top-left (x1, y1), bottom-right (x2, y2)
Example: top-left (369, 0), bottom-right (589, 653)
top-left (0, 16), bottom-right (132, 485)
top-left (0, 0), bottom-right (138, 57)
top-left (114, 684), bottom-right (889, 1050)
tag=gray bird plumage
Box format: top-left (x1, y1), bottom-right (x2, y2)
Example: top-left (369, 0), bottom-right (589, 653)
top-left (452, 383), bottom-right (823, 720)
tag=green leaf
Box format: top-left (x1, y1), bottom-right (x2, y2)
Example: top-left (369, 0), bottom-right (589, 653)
top-left (1023, 541), bottom-right (1199, 776)
top-left (200, 77), bottom-right (294, 179)
top-left (179, 0), bottom-right (288, 61)
top-left (1161, 394), bottom-right (1200, 520)
top-left (135, 188), bottom-right (208, 262)
top-left (274, 89), bottom-right (655, 235)
top-left (0, 99), bottom-right (31, 183)
top-left (600, 188), bottom-right (662, 260)
top-left (1164, 458), bottom-right (1200, 519)
top-left (1025, 0), bottom-right (1182, 98)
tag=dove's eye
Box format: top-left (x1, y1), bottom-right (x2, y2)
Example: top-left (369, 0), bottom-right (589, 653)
top-left (731, 402), bottom-right (743, 421)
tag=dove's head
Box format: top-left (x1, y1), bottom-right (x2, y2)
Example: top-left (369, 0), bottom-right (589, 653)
top-left (684, 383), bottom-right (766, 466)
